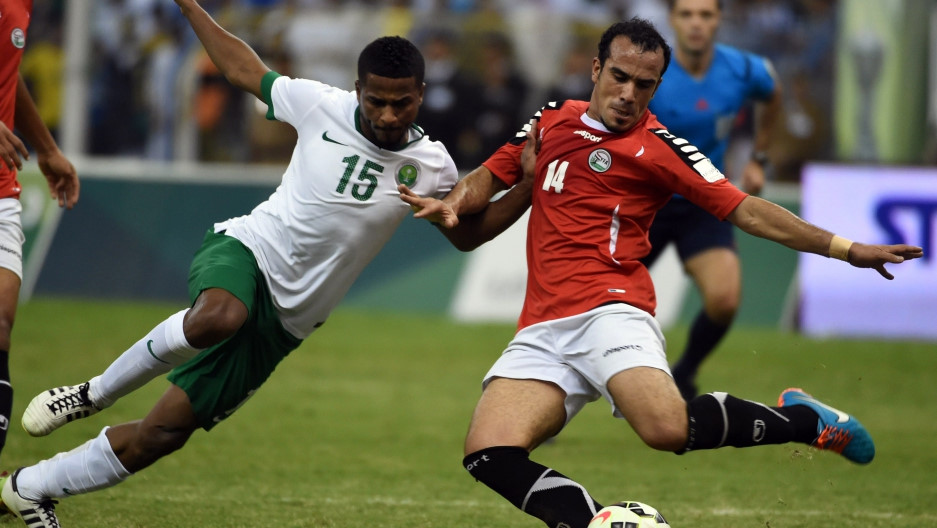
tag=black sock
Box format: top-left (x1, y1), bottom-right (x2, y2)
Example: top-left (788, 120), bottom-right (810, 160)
top-left (671, 311), bottom-right (730, 384)
top-left (0, 350), bottom-right (11, 457)
top-left (680, 392), bottom-right (819, 453)
top-left (464, 446), bottom-right (602, 528)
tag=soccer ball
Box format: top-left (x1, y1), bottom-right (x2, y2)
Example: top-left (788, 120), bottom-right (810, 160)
top-left (587, 501), bottom-right (671, 528)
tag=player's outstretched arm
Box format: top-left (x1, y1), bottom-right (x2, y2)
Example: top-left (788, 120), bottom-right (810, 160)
top-left (398, 164), bottom-right (507, 229)
top-left (437, 166), bottom-right (533, 252)
top-left (14, 76), bottom-right (78, 208)
top-left (398, 119), bottom-right (539, 250)
top-left (727, 195), bottom-right (923, 279)
top-left (174, 0), bottom-right (269, 100)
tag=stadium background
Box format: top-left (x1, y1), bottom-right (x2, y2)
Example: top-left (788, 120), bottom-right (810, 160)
top-left (16, 0), bottom-right (937, 338)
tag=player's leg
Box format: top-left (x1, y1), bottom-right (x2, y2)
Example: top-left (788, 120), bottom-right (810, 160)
top-left (0, 198), bottom-right (26, 457)
top-left (4, 294), bottom-right (303, 524)
top-left (22, 230), bottom-right (256, 436)
top-left (464, 318), bottom-right (615, 528)
top-left (671, 204), bottom-right (740, 400)
top-left (610, 367), bottom-right (814, 452)
top-left (672, 246), bottom-right (740, 397)
top-left (107, 384), bottom-right (199, 472)
top-left (584, 305), bottom-right (871, 463)
top-left (0, 269), bottom-right (17, 458)
top-left (464, 377), bottom-right (603, 528)
top-left (20, 290), bottom-right (243, 437)
top-left (464, 377), bottom-right (566, 454)
top-left (1, 385), bottom-right (197, 526)
top-left (607, 367), bottom-right (688, 451)
top-left (610, 369), bottom-right (873, 463)
top-left (90, 289), bottom-right (244, 408)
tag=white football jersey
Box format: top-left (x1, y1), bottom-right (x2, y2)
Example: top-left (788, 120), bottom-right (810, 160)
top-left (216, 74), bottom-right (458, 339)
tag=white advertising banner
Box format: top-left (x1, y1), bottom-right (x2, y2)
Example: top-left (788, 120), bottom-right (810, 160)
top-left (799, 164), bottom-right (937, 340)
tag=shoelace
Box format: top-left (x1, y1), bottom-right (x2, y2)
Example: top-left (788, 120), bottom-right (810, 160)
top-left (20, 499), bottom-right (60, 528)
top-left (815, 425), bottom-right (853, 453)
top-left (37, 499), bottom-right (61, 528)
top-left (44, 386), bottom-right (90, 416)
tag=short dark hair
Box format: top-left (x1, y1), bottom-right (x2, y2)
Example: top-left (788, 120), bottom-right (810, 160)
top-left (666, 0), bottom-right (723, 10)
top-left (597, 17), bottom-right (671, 77)
top-left (358, 36), bottom-right (425, 85)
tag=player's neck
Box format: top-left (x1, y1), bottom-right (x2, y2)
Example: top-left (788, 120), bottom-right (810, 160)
top-left (675, 47), bottom-right (714, 79)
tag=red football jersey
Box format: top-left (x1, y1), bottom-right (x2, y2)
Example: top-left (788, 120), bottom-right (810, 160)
top-left (0, 0), bottom-right (31, 198)
top-left (483, 100), bottom-right (748, 330)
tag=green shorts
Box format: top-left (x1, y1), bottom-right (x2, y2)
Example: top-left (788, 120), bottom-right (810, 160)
top-left (168, 230), bottom-right (302, 431)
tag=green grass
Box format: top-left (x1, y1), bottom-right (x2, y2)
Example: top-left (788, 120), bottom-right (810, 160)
top-left (2, 298), bottom-right (936, 527)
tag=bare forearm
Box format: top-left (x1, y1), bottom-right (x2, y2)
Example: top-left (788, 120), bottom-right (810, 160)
top-left (175, 0), bottom-right (268, 98)
top-left (446, 175), bottom-right (531, 251)
top-left (444, 166), bottom-right (504, 216)
top-left (729, 195), bottom-right (924, 279)
top-left (14, 76), bottom-right (57, 155)
top-left (728, 196), bottom-right (833, 256)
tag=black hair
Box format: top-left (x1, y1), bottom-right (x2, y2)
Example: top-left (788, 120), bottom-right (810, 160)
top-left (597, 17), bottom-right (671, 77)
top-left (357, 36), bottom-right (425, 85)
top-left (666, 0), bottom-right (723, 10)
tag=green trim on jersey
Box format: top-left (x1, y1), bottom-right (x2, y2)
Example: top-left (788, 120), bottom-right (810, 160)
top-left (354, 107), bottom-right (426, 151)
top-left (261, 71), bottom-right (283, 120)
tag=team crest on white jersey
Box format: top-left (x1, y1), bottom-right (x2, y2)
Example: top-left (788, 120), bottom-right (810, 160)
top-left (395, 161), bottom-right (420, 186)
top-left (588, 149), bottom-right (611, 173)
top-left (11, 28), bottom-right (25, 49)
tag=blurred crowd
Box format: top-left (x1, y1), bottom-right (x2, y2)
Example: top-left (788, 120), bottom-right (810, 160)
top-left (26, 0), bottom-right (838, 181)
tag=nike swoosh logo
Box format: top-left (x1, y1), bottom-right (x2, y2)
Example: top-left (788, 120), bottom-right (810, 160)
top-left (147, 340), bottom-right (171, 365)
top-left (322, 131), bottom-right (347, 146)
top-left (800, 395), bottom-right (850, 423)
top-left (635, 145), bottom-right (645, 157)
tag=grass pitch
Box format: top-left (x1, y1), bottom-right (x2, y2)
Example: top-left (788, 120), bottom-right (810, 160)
top-left (2, 298), bottom-right (935, 527)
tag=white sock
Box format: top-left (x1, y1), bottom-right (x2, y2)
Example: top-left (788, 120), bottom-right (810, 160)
top-left (88, 309), bottom-right (203, 408)
top-left (16, 427), bottom-right (132, 500)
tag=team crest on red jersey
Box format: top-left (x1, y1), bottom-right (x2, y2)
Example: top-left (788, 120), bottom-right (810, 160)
top-left (588, 149), bottom-right (611, 173)
top-left (11, 27), bottom-right (25, 49)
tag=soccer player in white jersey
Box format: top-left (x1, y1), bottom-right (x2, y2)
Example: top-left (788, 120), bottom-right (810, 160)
top-left (0, 2), bottom-right (533, 526)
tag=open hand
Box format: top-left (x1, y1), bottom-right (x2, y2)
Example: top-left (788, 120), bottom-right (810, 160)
top-left (38, 149), bottom-right (79, 209)
top-left (397, 184), bottom-right (459, 228)
top-left (0, 122), bottom-right (28, 172)
top-left (848, 243), bottom-right (924, 279)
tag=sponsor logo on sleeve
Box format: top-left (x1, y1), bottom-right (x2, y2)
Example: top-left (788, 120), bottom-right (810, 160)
top-left (652, 128), bottom-right (726, 183)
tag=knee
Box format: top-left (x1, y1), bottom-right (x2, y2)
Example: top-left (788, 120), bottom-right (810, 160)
top-left (633, 416), bottom-right (688, 452)
top-left (183, 298), bottom-right (247, 348)
top-left (0, 314), bottom-right (14, 351)
top-left (702, 290), bottom-right (739, 324)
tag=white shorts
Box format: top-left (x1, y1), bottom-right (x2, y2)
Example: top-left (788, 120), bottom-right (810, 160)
top-left (0, 199), bottom-right (24, 280)
top-left (483, 303), bottom-right (671, 424)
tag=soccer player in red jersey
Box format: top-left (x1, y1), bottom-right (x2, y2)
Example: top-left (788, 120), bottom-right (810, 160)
top-left (401, 18), bottom-right (922, 528)
top-left (0, 0), bottom-right (79, 459)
